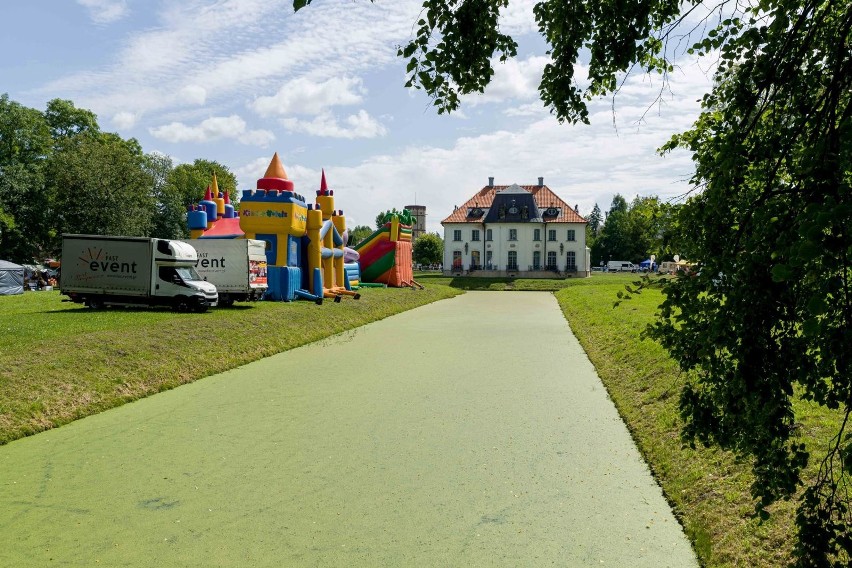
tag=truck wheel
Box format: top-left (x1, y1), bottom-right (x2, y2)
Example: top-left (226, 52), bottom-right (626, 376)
top-left (219, 297), bottom-right (234, 308)
top-left (87, 297), bottom-right (104, 310)
top-left (174, 297), bottom-right (191, 312)
top-left (192, 298), bottom-right (209, 313)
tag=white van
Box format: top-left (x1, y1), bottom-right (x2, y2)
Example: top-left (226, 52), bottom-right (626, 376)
top-left (606, 261), bottom-right (637, 272)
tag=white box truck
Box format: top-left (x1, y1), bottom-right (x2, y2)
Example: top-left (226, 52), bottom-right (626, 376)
top-left (184, 239), bottom-right (268, 307)
top-left (61, 234), bottom-right (218, 312)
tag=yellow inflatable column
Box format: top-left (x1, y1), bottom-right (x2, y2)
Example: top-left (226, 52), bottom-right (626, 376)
top-left (390, 215), bottom-right (400, 242)
top-left (322, 219), bottom-right (334, 290)
top-left (332, 212), bottom-right (346, 290)
top-left (306, 207), bottom-right (323, 292)
top-left (316, 192), bottom-right (334, 291)
top-left (211, 172), bottom-right (225, 220)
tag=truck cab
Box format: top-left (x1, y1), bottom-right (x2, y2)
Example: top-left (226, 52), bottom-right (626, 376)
top-left (152, 240), bottom-right (218, 310)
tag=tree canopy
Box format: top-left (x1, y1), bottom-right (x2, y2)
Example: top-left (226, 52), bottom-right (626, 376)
top-left (294, 0), bottom-right (852, 562)
top-left (347, 224), bottom-right (373, 246)
top-left (0, 94), bottom-right (234, 262)
top-left (413, 232), bottom-right (444, 265)
top-left (590, 195), bottom-right (677, 265)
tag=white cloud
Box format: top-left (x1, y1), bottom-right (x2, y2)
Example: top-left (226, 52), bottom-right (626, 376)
top-left (44, 0), bottom-right (422, 119)
top-left (180, 85), bottom-right (207, 106)
top-left (462, 56), bottom-right (552, 107)
top-left (498, 0), bottom-right (539, 35)
top-left (149, 115), bottom-right (274, 146)
top-left (111, 111), bottom-right (137, 129)
top-left (251, 76), bottom-right (366, 117)
top-left (77, 0), bottom-right (128, 24)
top-left (249, 61), bottom-right (711, 236)
top-left (503, 102), bottom-right (548, 117)
top-left (281, 110), bottom-right (387, 139)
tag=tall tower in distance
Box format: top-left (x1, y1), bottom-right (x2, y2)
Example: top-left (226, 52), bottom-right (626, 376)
top-left (405, 204), bottom-right (426, 241)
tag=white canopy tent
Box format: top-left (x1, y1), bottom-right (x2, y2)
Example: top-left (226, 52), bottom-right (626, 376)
top-left (0, 260), bottom-right (24, 295)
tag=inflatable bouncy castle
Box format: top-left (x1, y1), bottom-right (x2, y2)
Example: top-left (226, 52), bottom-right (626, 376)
top-left (187, 153), bottom-right (359, 303)
top-left (353, 210), bottom-right (420, 288)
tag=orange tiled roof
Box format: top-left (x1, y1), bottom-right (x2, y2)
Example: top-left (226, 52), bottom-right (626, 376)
top-left (441, 185), bottom-right (586, 224)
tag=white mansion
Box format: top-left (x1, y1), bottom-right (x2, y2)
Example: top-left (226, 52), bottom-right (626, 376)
top-left (441, 178), bottom-right (590, 278)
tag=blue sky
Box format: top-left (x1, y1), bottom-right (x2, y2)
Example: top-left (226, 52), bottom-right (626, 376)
top-left (3, 0), bottom-right (715, 234)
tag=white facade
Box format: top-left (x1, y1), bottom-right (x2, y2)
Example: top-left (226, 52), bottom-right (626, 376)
top-left (443, 221), bottom-right (590, 276)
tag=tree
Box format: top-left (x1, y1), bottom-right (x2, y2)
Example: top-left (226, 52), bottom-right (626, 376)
top-left (0, 94), bottom-right (53, 262)
top-left (347, 224), bottom-right (373, 246)
top-left (413, 232), bottom-right (443, 266)
top-left (145, 152), bottom-right (186, 240)
top-left (48, 132), bottom-right (155, 243)
top-left (645, 9), bottom-right (852, 558)
top-left (168, 159), bottom-right (238, 211)
top-left (587, 203), bottom-right (602, 235)
top-left (292, 0), bottom-right (852, 560)
top-left (590, 195), bottom-right (632, 264)
top-left (44, 99), bottom-right (99, 141)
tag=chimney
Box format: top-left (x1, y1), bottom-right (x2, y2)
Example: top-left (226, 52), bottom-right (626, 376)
top-left (488, 176), bottom-right (494, 187)
top-left (538, 177), bottom-right (544, 186)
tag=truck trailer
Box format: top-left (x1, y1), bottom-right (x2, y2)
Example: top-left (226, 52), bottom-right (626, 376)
top-left (60, 234), bottom-right (218, 312)
top-left (184, 239), bottom-right (268, 307)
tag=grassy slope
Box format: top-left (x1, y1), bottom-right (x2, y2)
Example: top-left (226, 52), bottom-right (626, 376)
top-left (0, 285), bottom-right (460, 444)
top-left (553, 276), bottom-right (841, 567)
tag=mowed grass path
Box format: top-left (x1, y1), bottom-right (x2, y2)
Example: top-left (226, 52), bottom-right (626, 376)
top-left (0, 285), bottom-right (460, 444)
top-left (419, 272), bottom-right (843, 566)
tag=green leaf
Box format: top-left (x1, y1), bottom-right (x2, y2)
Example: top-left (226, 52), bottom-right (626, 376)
top-left (770, 264), bottom-right (793, 282)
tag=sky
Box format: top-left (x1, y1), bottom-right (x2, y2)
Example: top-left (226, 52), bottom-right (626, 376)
top-left (2, 0), bottom-right (717, 235)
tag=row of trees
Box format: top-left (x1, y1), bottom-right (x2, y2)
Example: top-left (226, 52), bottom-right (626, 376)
top-left (0, 94), bottom-right (235, 264)
top-left (586, 194), bottom-right (680, 266)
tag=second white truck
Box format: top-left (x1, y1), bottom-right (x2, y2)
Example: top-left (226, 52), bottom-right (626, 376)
top-left (184, 239), bottom-right (268, 307)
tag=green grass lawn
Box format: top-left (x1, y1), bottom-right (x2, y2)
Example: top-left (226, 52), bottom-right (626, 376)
top-left (0, 285), bottom-right (461, 444)
top-left (2, 272), bottom-right (839, 566)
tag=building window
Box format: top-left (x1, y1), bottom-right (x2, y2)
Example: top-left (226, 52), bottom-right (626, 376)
top-left (567, 229), bottom-right (576, 242)
top-left (508, 229), bottom-right (517, 241)
top-left (486, 229), bottom-right (492, 241)
top-left (533, 251), bottom-right (541, 270)
top-left (546, 251), bottom-right (557, 269)
top-left (533, 228), bottom-right (541, 241)
top-left (548, 229), bottom-right (556, 241)
top-left (566, 251), bottom-right (577, 270)
top-left (486, 250), bottom-right (493, 269)
top-left (471, 229), bottom-right (480, 242)
top-left (507, 251), bottom-right (518, 271)
top-left (453, 229), bottom-right (462, 242)
top-left (470, 250), bottom-right (481, 270)
top-left (452, 250), bottom-right (462, 269)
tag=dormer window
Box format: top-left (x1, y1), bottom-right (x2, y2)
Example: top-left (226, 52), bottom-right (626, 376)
top-left (467, 207), bottom-right (484, 218)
